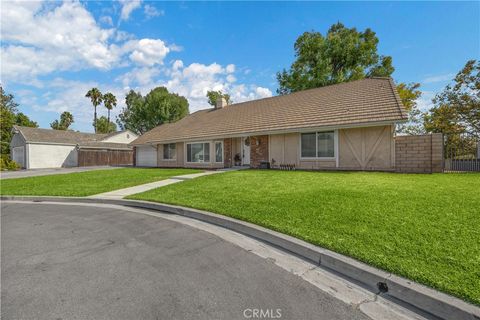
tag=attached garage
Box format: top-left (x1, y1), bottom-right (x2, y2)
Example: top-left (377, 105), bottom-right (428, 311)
top-left (135, 145), bottom-right (157, 167)
top-left (10, 126), bottom-right (138, 169)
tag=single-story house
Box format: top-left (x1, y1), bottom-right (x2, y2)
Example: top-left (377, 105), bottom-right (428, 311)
top-left (131, 77), bottom-right (408, 171)
top-left (10, 126), bottom-right (138, 169)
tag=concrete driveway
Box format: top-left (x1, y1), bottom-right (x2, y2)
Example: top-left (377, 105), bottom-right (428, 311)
top-left (0, 166), bottom-right (122, 180)
top-left (1, 202), bottom-right (371, 320)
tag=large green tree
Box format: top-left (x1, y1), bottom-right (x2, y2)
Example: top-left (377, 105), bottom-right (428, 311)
top-left (424, 60), bottom-right (479, 138)
top-left (276, 22), bottom-right (425, 134)
top-left (103, 92), bottom-right (117, 124)
top-left (206, 90), bottom-right (231, 106)
top-left (1, 86), bottom-right (38, 154)
top-left (85, 88), bottom-right (103, 133)
top-left (396, 83), bottom-right (424, 135)
top-left (94, 116), bottom-right (117, 134)
top-left (277, 23), bottom-right (394, 95)
top-left (50, 111), bottom-right (74, 130)
top-left (117, 87), bottom-right (189, 134)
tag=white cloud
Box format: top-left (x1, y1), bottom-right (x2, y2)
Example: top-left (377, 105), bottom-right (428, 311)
top-left (161, 61), bottom-right (272, 111)
top-left (255, 87), bottom-right (273, 98)
top-left (0, 1), bottom-right (175, 84)
top-left (1, 1), bottom-right (273, 129)
top-left (416, 91), bottom-right (435, 111)
top-left (117, 67), bottom-right (161, 87)
top-left (113, 60), bottom-right (273, 112)
top-left (119, 0), bottom-right (142, 21)
top-left (172, 60), bottom-right (184, 70)
top-left (169, 43), bottom-right (184, 52)
top-left (100, 15), bottom-right (113, 26)
top-left (128, 39), bottom-right (170, 66)
top-left (20, 59), bottom-right (273, 132)
top-left (423, 73), bottom-right (455, 84)
top-left (144, 4), bottom-right (164, 18)
top-left (226, 64), bottom-right (235, 73)
top-left (1, 1), bottom-right (118, 82)
top-left (114, 30), bottom-right (136, 42)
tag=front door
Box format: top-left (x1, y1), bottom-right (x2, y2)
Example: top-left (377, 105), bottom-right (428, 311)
top-left (242, 137), bottom-right (251, 166)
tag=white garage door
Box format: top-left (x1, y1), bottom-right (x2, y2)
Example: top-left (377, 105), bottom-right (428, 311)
top-left (136, 146), bottom-right (157, 167)
top-left (12, 146), bottom-right (25, 168)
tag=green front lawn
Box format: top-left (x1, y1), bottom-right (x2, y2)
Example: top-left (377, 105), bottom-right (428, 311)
top-left (0, 168), bottom-right (201, 196)
top-left (129, 170), bottom-right (480, 305)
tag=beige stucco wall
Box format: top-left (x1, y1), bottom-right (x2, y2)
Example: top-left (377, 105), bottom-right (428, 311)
top-left (338, 125), bottom-right (394, 170)
top-left (270, 133), bottom-right (300, 167)
top-left (269, 132), bottom-right (336, 169)
top-left (102, 130), bottom-right (138, 143)
top-left (157, 142), bottom-right (185, 167)
top-left (268, 125), bottom-right (394, 170)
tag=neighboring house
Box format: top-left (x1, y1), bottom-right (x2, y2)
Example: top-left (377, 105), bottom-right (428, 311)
top-left (10, 126), bottom-right (138, 169)
top-left (131, 78), bottom-right (408, 171)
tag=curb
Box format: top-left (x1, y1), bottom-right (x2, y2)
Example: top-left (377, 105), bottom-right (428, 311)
top-left (2, 195), bottom-right (479, 320)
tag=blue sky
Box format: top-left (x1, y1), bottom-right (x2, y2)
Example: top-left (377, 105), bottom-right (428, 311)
top-left (1, 1), bottom-right (479, 132)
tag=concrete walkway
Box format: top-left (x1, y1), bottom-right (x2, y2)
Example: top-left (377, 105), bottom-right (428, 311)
top-left (89, 170), bottom-right (224, 199)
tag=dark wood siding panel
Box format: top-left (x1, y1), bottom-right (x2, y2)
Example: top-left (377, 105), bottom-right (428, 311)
top-left (78, 149), bottom-right (133, 167)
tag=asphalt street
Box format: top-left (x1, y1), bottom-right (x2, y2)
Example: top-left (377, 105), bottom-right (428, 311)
top-left (1, 202), bottom-right (370, 320)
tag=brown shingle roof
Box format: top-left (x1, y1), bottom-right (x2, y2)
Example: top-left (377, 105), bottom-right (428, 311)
top-left (13, 126), bottom-right (109, 144)
top-left (132, 78), bottom-right (407, 145)
top-left (13, 126), bottom-right (132, 150)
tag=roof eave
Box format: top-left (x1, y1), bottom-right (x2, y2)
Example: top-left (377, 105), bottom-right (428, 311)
top-left (132, 119), bottom-right (405, 145)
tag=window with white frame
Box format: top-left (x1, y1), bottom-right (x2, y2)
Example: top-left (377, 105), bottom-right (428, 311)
top-left (215, 141), bottom-right (223, 163)
top-left (163, 143), bottom-right (176, 160)
top-left (187, 142), bottom-right (210, 162)
top-left (301, 131), bottom-right (335, 158)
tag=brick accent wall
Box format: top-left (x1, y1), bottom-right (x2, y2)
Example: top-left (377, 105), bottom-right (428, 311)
top-left (250, 135), bottom-right (269, 168)
top-left (223, 138), bottom-right (232, 168)
top-left (395, 133), bottom-right (443, 173)
top-left (132, 146), bottom-right (136, 166)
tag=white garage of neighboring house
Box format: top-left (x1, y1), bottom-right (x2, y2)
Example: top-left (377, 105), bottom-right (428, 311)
top-left (10, 126), bottom-right (138, 169)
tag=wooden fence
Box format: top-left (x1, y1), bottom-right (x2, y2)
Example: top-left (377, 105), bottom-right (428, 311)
top-left (78, 149), bottom-right (133, 167)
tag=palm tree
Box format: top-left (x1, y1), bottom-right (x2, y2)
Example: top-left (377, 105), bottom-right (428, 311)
top-left (60, 111), bottom-right (74, 130)
top-left (103, 92), bottom-right (117, 125)
top-left (50, 111), bottom-right (74, 130)
top-left (85, 88), bottom-right (103, 133)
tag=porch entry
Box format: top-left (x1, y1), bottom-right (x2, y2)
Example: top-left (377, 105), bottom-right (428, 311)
top-left (242, 137), bottom-right (250, 166)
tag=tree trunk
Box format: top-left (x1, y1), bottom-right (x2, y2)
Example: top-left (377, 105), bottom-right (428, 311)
top-left (94, 106), bottom-right (97, 133)
top-left (107, 109), bottom-right (110, 125)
